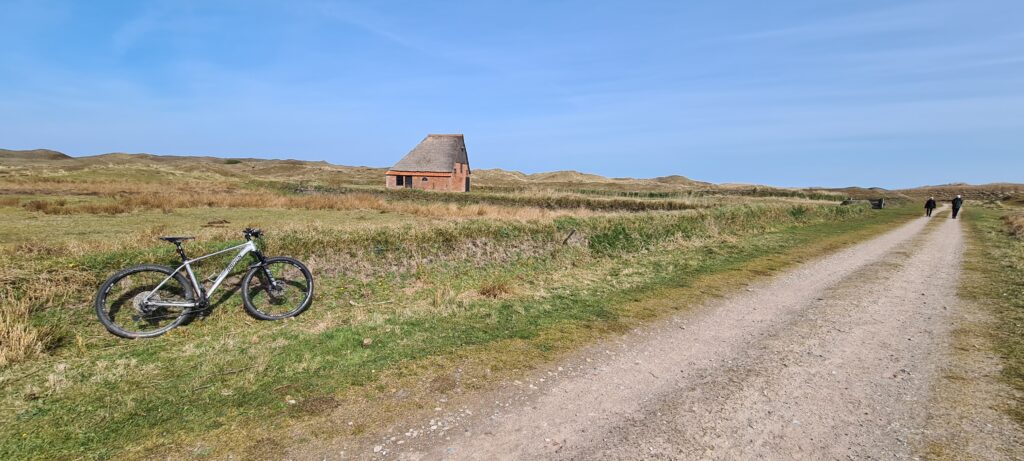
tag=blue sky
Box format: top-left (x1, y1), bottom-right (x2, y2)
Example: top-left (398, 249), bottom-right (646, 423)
top-left (1, 0), bottom-right (1022, 188)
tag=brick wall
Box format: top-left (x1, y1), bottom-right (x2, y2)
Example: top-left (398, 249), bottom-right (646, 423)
top-left (450, 163), bottom-right (470, 192)
top-left (385, 165), bottom-right (471, 192)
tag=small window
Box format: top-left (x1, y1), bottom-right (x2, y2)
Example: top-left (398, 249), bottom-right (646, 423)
top-left (395, 176), bottom-right (404, 186)
top-left (422, 177), bottom-right (428, 181)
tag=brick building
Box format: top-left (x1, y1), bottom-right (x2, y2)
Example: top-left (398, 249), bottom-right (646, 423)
top-left (385, 134), bottom-right (471, 192)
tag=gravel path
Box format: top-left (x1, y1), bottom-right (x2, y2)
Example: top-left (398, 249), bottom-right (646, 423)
top-left (310, 211), bottom-right (1022, 460)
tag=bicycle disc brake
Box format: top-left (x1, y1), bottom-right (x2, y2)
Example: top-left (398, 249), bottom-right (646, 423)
top-left (268, 282), bottom-right (287, 299)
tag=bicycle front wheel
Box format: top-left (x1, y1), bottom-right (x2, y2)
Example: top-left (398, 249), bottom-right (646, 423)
top-left (241, 257), bottom-right (314, 320)
top-left (95, 265), bottom-right (197, 339)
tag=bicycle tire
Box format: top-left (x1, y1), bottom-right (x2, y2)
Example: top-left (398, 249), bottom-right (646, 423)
top-left (95, 264), bottom-right (197, 339)
top-left (241, 257), bottom-right (314, 320)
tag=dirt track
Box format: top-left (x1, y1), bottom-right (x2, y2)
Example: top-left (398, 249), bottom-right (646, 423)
top-left (305, 210), bottom-right (1023, 460)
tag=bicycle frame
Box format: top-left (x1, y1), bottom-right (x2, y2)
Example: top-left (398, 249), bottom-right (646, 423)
top-left (142, 241), bottom-right (259, 309)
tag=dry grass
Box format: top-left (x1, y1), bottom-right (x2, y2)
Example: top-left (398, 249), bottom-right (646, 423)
top-left (23, 199), bottom-right (65, 212)
top-left (0, 177), bottom-right (234, 196)
top-left (0, 290), bottom-right (45, 368)
top-left (478, 278), bottom-right (516, 298)
top-left (1005, 213), bottom-right (1024, 239)
top-left (13, 191), bottom-right (599, 220)
top-left (0, 249), bottom-right (99, 369)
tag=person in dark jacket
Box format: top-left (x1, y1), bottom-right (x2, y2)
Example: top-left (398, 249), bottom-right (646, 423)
top-left (924, 197), bottom-right (937, 217)
top-left (951, 194), bottom-right (964, 219)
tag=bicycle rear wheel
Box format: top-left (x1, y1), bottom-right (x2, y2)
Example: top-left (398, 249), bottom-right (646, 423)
top-left (241, 257), bottom-right (314, 320)
top-left (95, 265), bottom-right (196, 339)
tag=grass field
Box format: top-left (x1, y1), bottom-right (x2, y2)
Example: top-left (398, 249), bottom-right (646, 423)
top-left (961, 206), bottom-right (1024, 425)
top-left (0, 151), bottom-right (946, 459)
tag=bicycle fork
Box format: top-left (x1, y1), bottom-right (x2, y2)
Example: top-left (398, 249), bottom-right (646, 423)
top-left (251, 249), bottom-right (280, 291)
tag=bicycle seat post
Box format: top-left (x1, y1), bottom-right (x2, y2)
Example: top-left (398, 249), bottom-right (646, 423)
top-left (159, 236), bottom-right (195, 261)
top-left (174, 242), bottom-right (188, 262)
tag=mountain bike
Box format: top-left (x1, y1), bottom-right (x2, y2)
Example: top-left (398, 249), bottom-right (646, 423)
top-left (95, 228), bottom-right (314, 339)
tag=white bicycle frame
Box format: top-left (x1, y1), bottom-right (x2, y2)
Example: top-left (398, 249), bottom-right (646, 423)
top-left (142, 240), bottom-right (258, 309)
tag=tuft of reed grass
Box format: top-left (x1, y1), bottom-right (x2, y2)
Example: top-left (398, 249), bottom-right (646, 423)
top-left (23, 199), bottom-right (67, 213)
top-left (0, 290), bottom-right (45, 368)
top-left (479, 278), bottom-right (515, 299)
top-left (1005, 213), bottom-right (1024, 239)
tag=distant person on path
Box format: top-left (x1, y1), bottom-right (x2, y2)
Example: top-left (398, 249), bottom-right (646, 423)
top-left (925, 197), bottom-right (937, 217)
top-left (951, 195), bottom-right (964, 219)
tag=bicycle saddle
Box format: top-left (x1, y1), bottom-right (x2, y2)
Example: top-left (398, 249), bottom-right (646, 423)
top-left (159, 236), bottom-right (195, 243)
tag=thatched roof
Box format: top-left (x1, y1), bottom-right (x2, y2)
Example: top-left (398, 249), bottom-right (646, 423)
top-left (390, 134), bottom-right (468, 173)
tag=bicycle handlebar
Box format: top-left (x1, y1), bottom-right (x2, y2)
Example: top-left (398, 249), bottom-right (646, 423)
top-left (243, 228), bottom-right (264, 240)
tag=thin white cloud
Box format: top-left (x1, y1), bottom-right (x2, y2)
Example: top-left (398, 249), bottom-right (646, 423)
top-left (718, 1), bottom-right (951, 43)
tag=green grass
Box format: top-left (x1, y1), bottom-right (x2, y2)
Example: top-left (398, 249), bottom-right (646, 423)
top-left (961, 207), bottom-right (1024, 425)
top-left (0, 203), bottom-right (918, 459)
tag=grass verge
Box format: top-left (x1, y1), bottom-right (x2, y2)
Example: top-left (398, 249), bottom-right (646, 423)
top-left (960, 207), bottom-right (1024, 425)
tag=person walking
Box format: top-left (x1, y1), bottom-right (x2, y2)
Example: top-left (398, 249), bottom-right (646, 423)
top-left (925, 197), bottom-right (937, 217)
top-left (951, 194), bottom-right (964, 219)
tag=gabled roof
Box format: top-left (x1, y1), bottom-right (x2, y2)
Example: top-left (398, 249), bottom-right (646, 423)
top-left (389, 134), bottom-right (468, 173)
